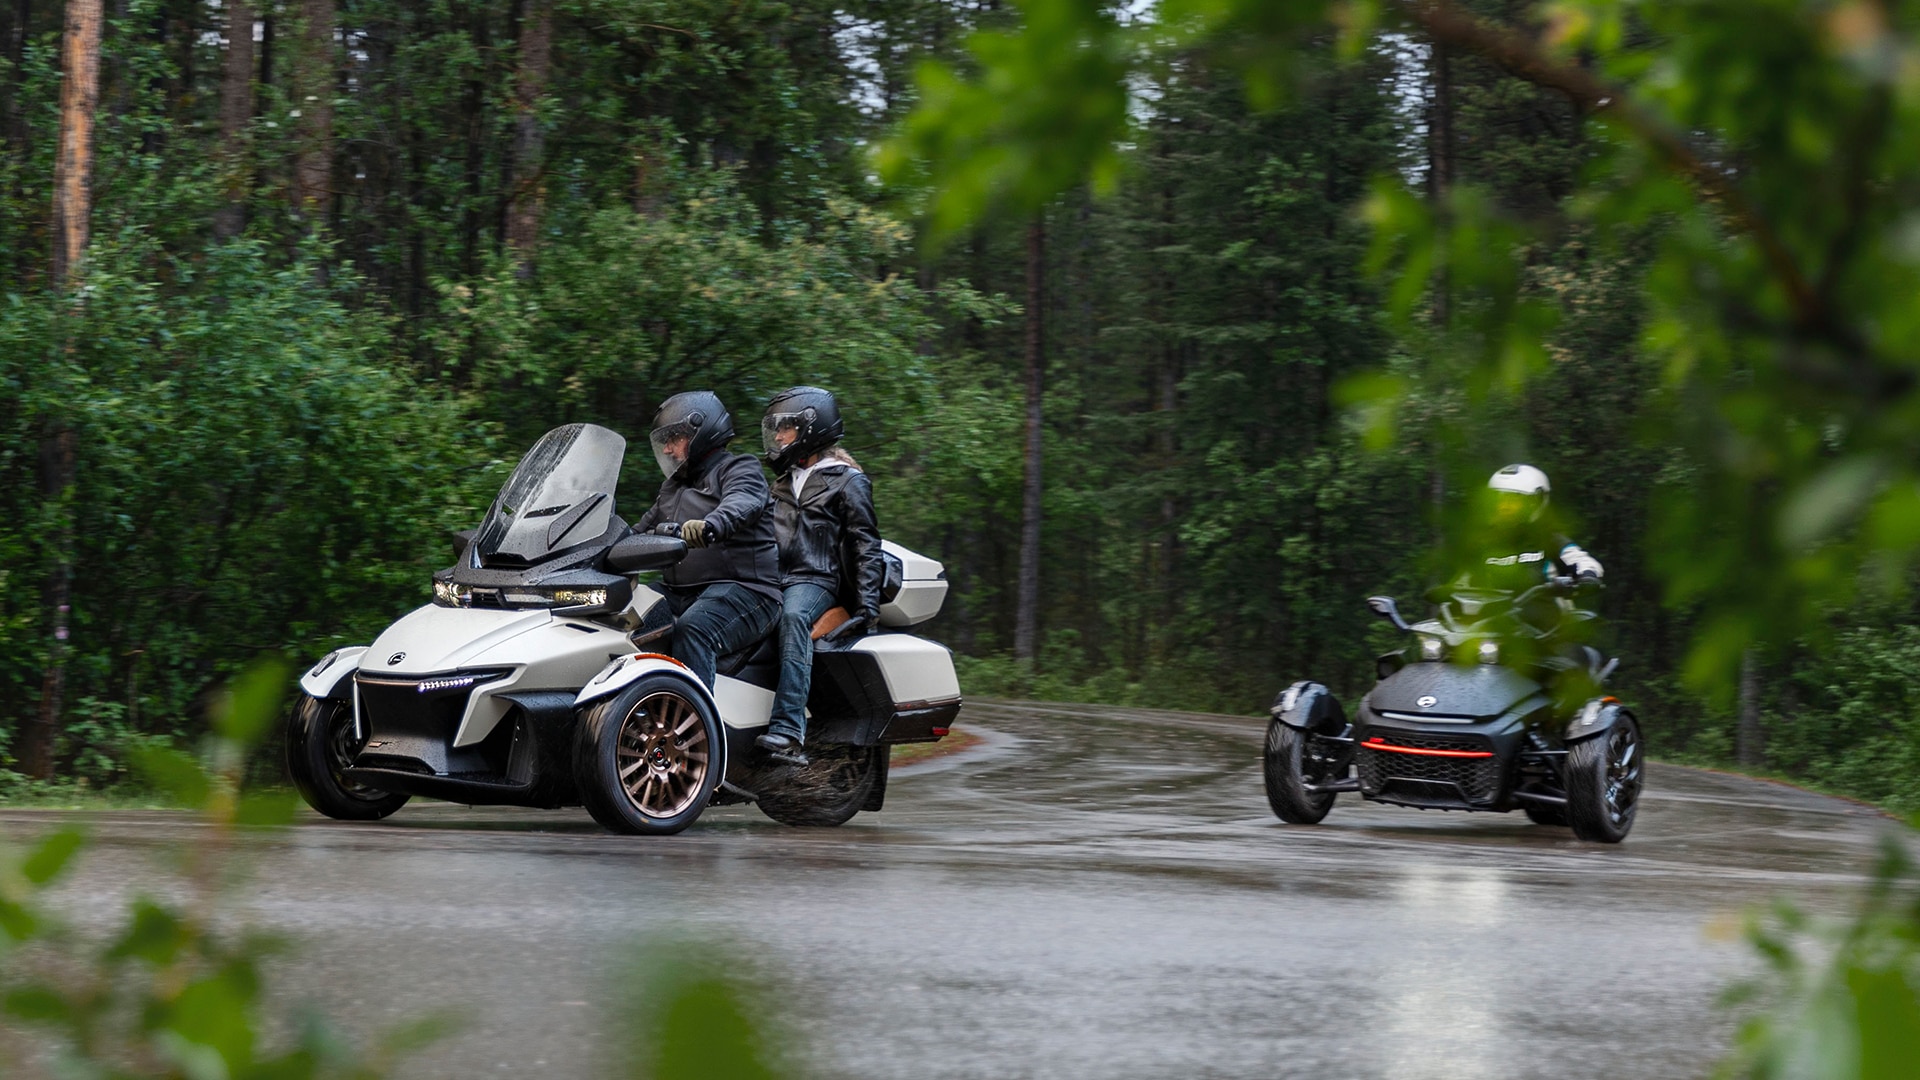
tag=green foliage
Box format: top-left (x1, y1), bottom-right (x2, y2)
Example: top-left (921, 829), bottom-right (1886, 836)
top-left (0, 238), bottom-right (492, 780)
top-left (1719, 837), bottom-right (1920, 1080)
top-left (883, 0), bottom-right (1920, 699)
top-left (0, 657), bottom-right (449, 1078)
top-left (879, 0), bottom-right (1132, 240)
top-left (628, 947), bottom-right (791, 1080)
top-left (444, 165), bottom-right (977, 487)
top-left (1766, 623), bottom-right (1920, 815)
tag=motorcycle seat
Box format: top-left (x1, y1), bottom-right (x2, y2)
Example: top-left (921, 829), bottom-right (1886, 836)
top-left (811, 606), bottom-right (852, 640)
top-left (717, 633), bottom-right (781, 690)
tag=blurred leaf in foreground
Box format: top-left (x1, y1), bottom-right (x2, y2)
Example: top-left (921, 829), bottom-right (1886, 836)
top-left (1719, 836), bottom-right (1920, 1080)
top-left (627, 943), bottom-right (795, 1080)
top-left (0, 655), bottom-right (446, 1078)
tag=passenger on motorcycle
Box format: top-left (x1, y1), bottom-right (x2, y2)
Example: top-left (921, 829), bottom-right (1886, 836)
top-left (1463, 463), bottom-right (1606, 698)
top-left (756, 387), bottom-right (885, 763)
top-left (634, 391), bottom-right (782, 688)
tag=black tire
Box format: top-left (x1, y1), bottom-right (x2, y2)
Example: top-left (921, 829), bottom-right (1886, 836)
top-left (756, 744), bottom-right (882, 827)
top-left (1523, 803), bottom-right (1569, 827)
top-left (1263, 719), bottom-right (1338, 825)
top-left (286, 693), bottom-right (410, 821)
top-left (574, 675), bottom-right (722, 835)
top-left (1566, 715), bottom-right (1644, 843)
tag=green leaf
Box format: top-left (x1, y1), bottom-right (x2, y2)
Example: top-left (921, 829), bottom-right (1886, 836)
top-left (106, 897), bottom-right (189, 965)
top-left (234, 790), bottom-right (299, 829)
top-left (211, 655), bottom-right (292, 746)
top-left (2, 985), bottom-right (72, 1023)
top-left (21, 826), bottom-right (87, 886)
top-left (1781, 457), bottom-right (1887, 550)
top-left (131, 744), bottom-right (211, 809)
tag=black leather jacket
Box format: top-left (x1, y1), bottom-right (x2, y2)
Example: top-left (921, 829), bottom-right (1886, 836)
top-left (634, 449), bottom-right (781, 600)
top-left (772, 461), bottom-right (884, 622)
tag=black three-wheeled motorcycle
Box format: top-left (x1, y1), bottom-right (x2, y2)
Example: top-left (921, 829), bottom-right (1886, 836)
top-left (1262, 578), bottom-right (1645, 843)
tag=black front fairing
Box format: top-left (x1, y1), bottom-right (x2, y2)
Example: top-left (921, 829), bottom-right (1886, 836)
top-left (1356, 662), bottom-right (1554, 811)
top-left (1368, 662), bottom-right (1541, 720)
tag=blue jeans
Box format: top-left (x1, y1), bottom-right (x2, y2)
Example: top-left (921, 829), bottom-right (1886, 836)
top-left (769, 583), bottom-right (837, 742)
top-left (667, 583), bottom-right (779, 689)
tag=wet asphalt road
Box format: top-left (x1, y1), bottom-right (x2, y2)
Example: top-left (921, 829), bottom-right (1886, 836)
top-left (4, 699), bottom-right (1906, 1079)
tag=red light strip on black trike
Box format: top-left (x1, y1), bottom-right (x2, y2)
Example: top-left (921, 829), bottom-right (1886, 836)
top-left (1362, 738), bottom-right (1494, 759)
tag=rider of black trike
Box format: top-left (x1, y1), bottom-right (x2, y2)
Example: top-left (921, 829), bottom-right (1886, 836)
top-left (1262, 466), bottom-right (1646, 843)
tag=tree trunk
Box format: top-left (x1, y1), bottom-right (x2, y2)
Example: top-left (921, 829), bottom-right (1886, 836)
top-left (27, 0), bottom-right (102, 781)
top-left (1737, 647), bottom-right (1764, 768)
top-left (212, 0), bottom-right (255, 242)
top-left (291, 0), bottom-right (334, 222)
top-left (4, 0), bottom-right (28, 151)
top-left (1013, 216), bottom-right (1045, 662)
top-left (50, 0), bottom-right (101, 285)
top-left (1427, 36), bottom-right (1455, 534)
top-left (505, 0), bottom-right (551, 275)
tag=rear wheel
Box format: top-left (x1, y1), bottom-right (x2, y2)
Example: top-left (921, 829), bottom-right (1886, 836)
top-left (1567, 716), bottom-right (1644, 843)
top-left (1263, 719), bottom-right (1339, 825)
top-left (286, 693), bottom-right (410, 821)
top-left (756, 744), bottom-right (882, 827)
top-left (575, 675), bottom-right (721, 835)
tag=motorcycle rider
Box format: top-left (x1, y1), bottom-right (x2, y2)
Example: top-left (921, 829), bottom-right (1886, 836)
top-left (1464, 463), bottom-right (1606, 697)
top-left (633, 391), bottom-right (782, 688)
top-left (1474, 464), bottom-right (1603, 587)
top-left (757, 387), bottom-right (885, 763)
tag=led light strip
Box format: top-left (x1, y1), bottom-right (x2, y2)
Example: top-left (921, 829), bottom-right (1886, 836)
top-left (1362, 737), bottom-right (1494, 759)
top-left (416, 676), bottom-right (478, 694)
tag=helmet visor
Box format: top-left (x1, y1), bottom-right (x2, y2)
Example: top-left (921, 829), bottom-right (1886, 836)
top-left (650, 423), bottom-right (695, 479)
top-left (1491, 491), bottom-right (1541, 524)
top-left (762, 411), bottom-right (810, 459)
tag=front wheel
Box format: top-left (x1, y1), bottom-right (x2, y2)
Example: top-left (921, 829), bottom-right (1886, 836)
top-left (1263, 719), bottom-right (1339, 825)
top-left (1566, 716), bottom-right (1644, 843)
top-left (286, 693), bottom-right (410, 821)
top-left (574, 675), bottom-right (722, 835)
top-left (756, 744), bottom-right (883, 827)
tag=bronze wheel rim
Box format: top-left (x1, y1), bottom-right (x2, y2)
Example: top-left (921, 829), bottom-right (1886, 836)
top-left (616, 691), bottom-right (710, 819)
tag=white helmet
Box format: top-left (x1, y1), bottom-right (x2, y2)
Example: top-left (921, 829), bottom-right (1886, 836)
top-left (1488, 463), bottom-right (1551, 522)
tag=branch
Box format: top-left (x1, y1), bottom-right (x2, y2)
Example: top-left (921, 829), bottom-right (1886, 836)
top-left (1392, 0), bottom-right (1831, 341)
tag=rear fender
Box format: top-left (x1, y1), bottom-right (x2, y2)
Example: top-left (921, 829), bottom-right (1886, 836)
top-left (300, 647), bottom-right (367, 700)
top-left (1272, 681), bottom-right (1346, 735)
top-left (1567, 697), bottom-right (1630, 743)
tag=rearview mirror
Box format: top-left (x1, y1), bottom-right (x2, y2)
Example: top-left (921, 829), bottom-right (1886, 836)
top-left (607, 532), bottom-right (688, 573)
top-left (452, 528), bottom-right (477, 563)
top-left (1366, 595), bottom-right (1412, 632)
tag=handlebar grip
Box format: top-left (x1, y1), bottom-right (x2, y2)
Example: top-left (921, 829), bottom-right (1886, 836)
top-left (653, 522), bottom-right (682, 538)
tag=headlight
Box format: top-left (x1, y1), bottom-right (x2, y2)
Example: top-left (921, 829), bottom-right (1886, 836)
top-left (1477, 639), bottom-right (1501, 665)
top-left (498, 586), bottom-right (612, 609)
top-left (437, 581), bottom-right (614, 610)
top-left (1419, 636), bottom-right (1445, 661)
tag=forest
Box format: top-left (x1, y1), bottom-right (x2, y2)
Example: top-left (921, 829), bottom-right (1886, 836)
top-left (0, 0), bottom-right (1917, 811)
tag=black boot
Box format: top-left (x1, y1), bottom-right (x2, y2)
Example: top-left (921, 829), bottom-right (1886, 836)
top-left (755, 731), bottom-right (808, 765)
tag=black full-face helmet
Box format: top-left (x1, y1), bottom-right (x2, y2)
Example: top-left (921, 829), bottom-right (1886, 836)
top-left (649, 390), bottom-right (736, 480)
top-left (761, 386), bottom-right (845, 475)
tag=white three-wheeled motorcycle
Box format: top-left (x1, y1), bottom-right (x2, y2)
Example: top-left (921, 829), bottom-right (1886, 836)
top-left (286, 423), bottom-right (961, 834)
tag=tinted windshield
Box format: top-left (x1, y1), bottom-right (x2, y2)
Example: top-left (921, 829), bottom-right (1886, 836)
top-left (472, 424), bottom-right (625, 565)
